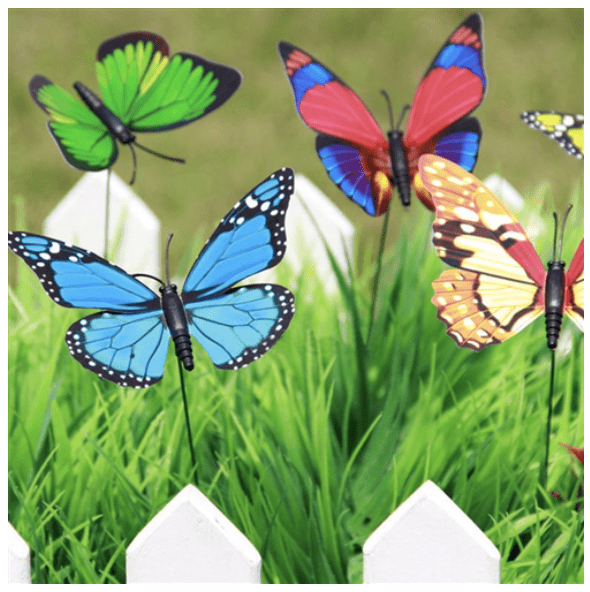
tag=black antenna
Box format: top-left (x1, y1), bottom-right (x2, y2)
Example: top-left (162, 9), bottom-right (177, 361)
top-left (381, 90), bottom-right (409, 132)
top-left (133, 272), bottom-right (164, 286)
top-left (129, 143), bottom-right (138, 185)
top-left (381, 90), bottom-right (395, 131)
top-left (554, 204), bottom-right (573, 261)
top-left (165, 233), bottom-right (174, 285)
top-left (127, 143), bottom-right (186, 185)
top-left (134, 142), bottom-right (186, 164)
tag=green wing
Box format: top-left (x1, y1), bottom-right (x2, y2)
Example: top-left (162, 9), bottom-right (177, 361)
top-left (95, 31), bottom-right (242, 132)
top-left (29, 75), bottom-right (118, 171)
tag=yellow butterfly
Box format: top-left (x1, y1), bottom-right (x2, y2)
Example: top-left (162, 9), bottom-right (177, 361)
top-left (521, 111), bottom-right (583, 159)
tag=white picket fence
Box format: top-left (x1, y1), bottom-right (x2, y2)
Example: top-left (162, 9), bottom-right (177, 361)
top-left (10, 173), bottom-right (506, 583)
top-left (8, 480), bottom-right (501, 583)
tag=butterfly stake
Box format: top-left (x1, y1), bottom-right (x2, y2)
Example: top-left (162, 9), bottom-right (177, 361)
top-left (278, 13), bottom-right (486, 338)
top-left (520, 111), bottom-right (584, 159)
top-left (9, 168), bottom-right (295, 484)
top-left (419, 154), bottom-right (584, 495)
top-left (29, 31), bottom-right (242, 257)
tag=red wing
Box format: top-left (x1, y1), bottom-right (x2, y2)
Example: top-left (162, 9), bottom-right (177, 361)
top-left (277, 42), bottom-right (388, 151)
top-left (404, 13), bottom-right (486, 184)
top-left (565, 239), bottom-right (584, 331)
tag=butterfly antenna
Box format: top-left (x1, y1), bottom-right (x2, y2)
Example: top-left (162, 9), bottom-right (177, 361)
top-left (133, 272), bottom-right (164, 286)
top-left (134, 142), bottom-right (186, 165)
top-left (165, 233), bottom-right (174, 285)
top-left (396, 104), bottom-right (410, 131)
top-left (554, 204), bottom-right (573, 261)
top-left (128, 144), bottom-right (138, 185)
top-left (381, 90), bottom-right (395, 131)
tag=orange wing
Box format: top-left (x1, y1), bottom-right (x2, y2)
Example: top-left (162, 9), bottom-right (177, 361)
top-left (419, 154), bottom-right (549, 350)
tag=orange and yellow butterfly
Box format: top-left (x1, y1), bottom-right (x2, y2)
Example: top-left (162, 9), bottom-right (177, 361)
top-left (520, 111), bottom-right (583, 159)
top-left (418, 154), bottom-right (584, 350)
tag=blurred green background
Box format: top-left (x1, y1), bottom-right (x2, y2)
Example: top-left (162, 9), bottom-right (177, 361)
top-left (8, 7), bottom-right (583, 270)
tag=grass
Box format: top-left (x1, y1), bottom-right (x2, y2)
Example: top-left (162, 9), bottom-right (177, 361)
top-left (8, 182), bottom-right (583, 583)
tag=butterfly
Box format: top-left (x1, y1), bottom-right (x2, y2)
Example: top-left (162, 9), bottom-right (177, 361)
top-left (29, 31), bottom-right (242, 183)
top-left (418, 154), bottom-right (584, 350)
top-left (8, 168), bottom-right (296, 388)
top-left (277, 13), bottom-right (486, 216)
top-left (520, 111), bottom-right (584, 159)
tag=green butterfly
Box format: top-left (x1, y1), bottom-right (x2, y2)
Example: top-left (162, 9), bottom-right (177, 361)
top-left (29, 31), bottom-right (242, 183)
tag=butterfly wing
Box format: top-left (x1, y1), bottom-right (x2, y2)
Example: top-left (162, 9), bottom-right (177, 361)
top-left (65, 310), bottom-right (170, 388)
top-left (8, 232), bottom-right (172, 386)
top-left (181, 168), bottom-right (295, 367)
top-left (565, 239), bottom-right (584, 331)
top-left (8, 232), bottom-right (159, 311)
top-left (29, 75), bottom-right (118, 171)
top-left (521, 111), bottom-right (584, 159)
top-left (185, 284), bottom-right (295, 369)
top-left (96, 31), bottom-right (242, 132)
top-left (277, 41), bottom-right (392, 216)
top-left (404, 13), bottom-right (486, 208)
top-left (419, 155), bottom-right (547, 350)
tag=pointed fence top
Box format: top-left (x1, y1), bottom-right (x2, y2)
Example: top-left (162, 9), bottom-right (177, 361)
top-left (9, 521), bottom-right (31, 584)
top-left (252, 173), bottom-right (355, 296)
top-left (363, 480), bottom-right (500, 583)
top-left (126, 484), bottom-right (261, 583)
top-left (43, 171), bottom-right (161, 278)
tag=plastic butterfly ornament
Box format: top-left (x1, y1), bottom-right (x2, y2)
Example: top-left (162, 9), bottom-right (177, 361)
top-left (278, 13), bottom-right (486, 215)
top-left (520, 111), bottom-right (584, 159)
top-left (418, 155), bottom-right (584, 351)
top-left (29, 31), bottom-right (242, 183)
top-left (8, 168), bottom-right (295, 387)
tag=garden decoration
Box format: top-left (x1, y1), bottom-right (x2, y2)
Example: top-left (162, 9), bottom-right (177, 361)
top-left (418, 155), bottom-right (584, 351)
top-left (29, 31), bottom-right (242, 256)
top-left (419, 154), bottom-right (584, 493)
top-left (8, 167), bottom-right (295, 386)
top-left (9, 168), bottom-right (295, 485)
top-left (278, 13), bottom-right (486, 337)
top-left (520, 111), bottom-right (584, 159)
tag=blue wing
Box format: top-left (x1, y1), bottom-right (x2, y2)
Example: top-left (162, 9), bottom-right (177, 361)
top-left (8, 232), bottom-right (159, 312)
top-left (182, 168), bottom-right (294, 299)
top-left (433, 117), bottom-right (482, 173)
top-left (65, 309), bottom-right (170, 388)
top-left (185, 284), bottom-right (295, 369)
top-left (315, 135), bottom-right (378, 216)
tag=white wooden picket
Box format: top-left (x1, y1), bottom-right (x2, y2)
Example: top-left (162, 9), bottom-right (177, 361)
top-left (126, 485), bottom-right (261, 583)
top-left (9, 480), bottom-right (500, 583)
top-left (8, 522), bottom-right (31, 584)
top-left (43, 171), bottom-right (161, 278)
top-left (363, 480), bottom-right (500, 583)
top-left (252, 173), bottom-right (355, 296)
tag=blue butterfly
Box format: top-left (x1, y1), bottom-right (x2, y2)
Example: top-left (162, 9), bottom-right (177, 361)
top-left (8, 168), bottom-right (296, 388)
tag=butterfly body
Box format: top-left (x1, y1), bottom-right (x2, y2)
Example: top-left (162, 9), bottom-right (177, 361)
top-left (418, 155), bottom-right (583, 351)
top-left (73, 81), bottom-right (135, 144)
top-left (160, 282), bottom-right (194, 371)
top-left (30, 31), bottom-right (242, 180)
top-left (387, 128), bottom-right (411, 209)
top-left (9, 168), bottom-right (295, 387)
top-left (278, 13), bottom-right (486, 214)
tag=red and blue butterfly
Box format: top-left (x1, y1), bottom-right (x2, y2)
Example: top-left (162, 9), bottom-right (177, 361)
top-left (278, 13), bottom-right (487, 215)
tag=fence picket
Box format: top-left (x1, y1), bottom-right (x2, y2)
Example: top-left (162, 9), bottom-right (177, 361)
top-left (363, 480), bottom-right (501, 583)
top-left (126, 484), bottom-right (261, 583)
top-left (9, 480), bottom-right (501, 583)
top-left (253, 173), bottom-right (355, 295)
top-left (43, 171), bottom-right (161, 278)
top-left (8, 522), bottom-right (31, 584)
